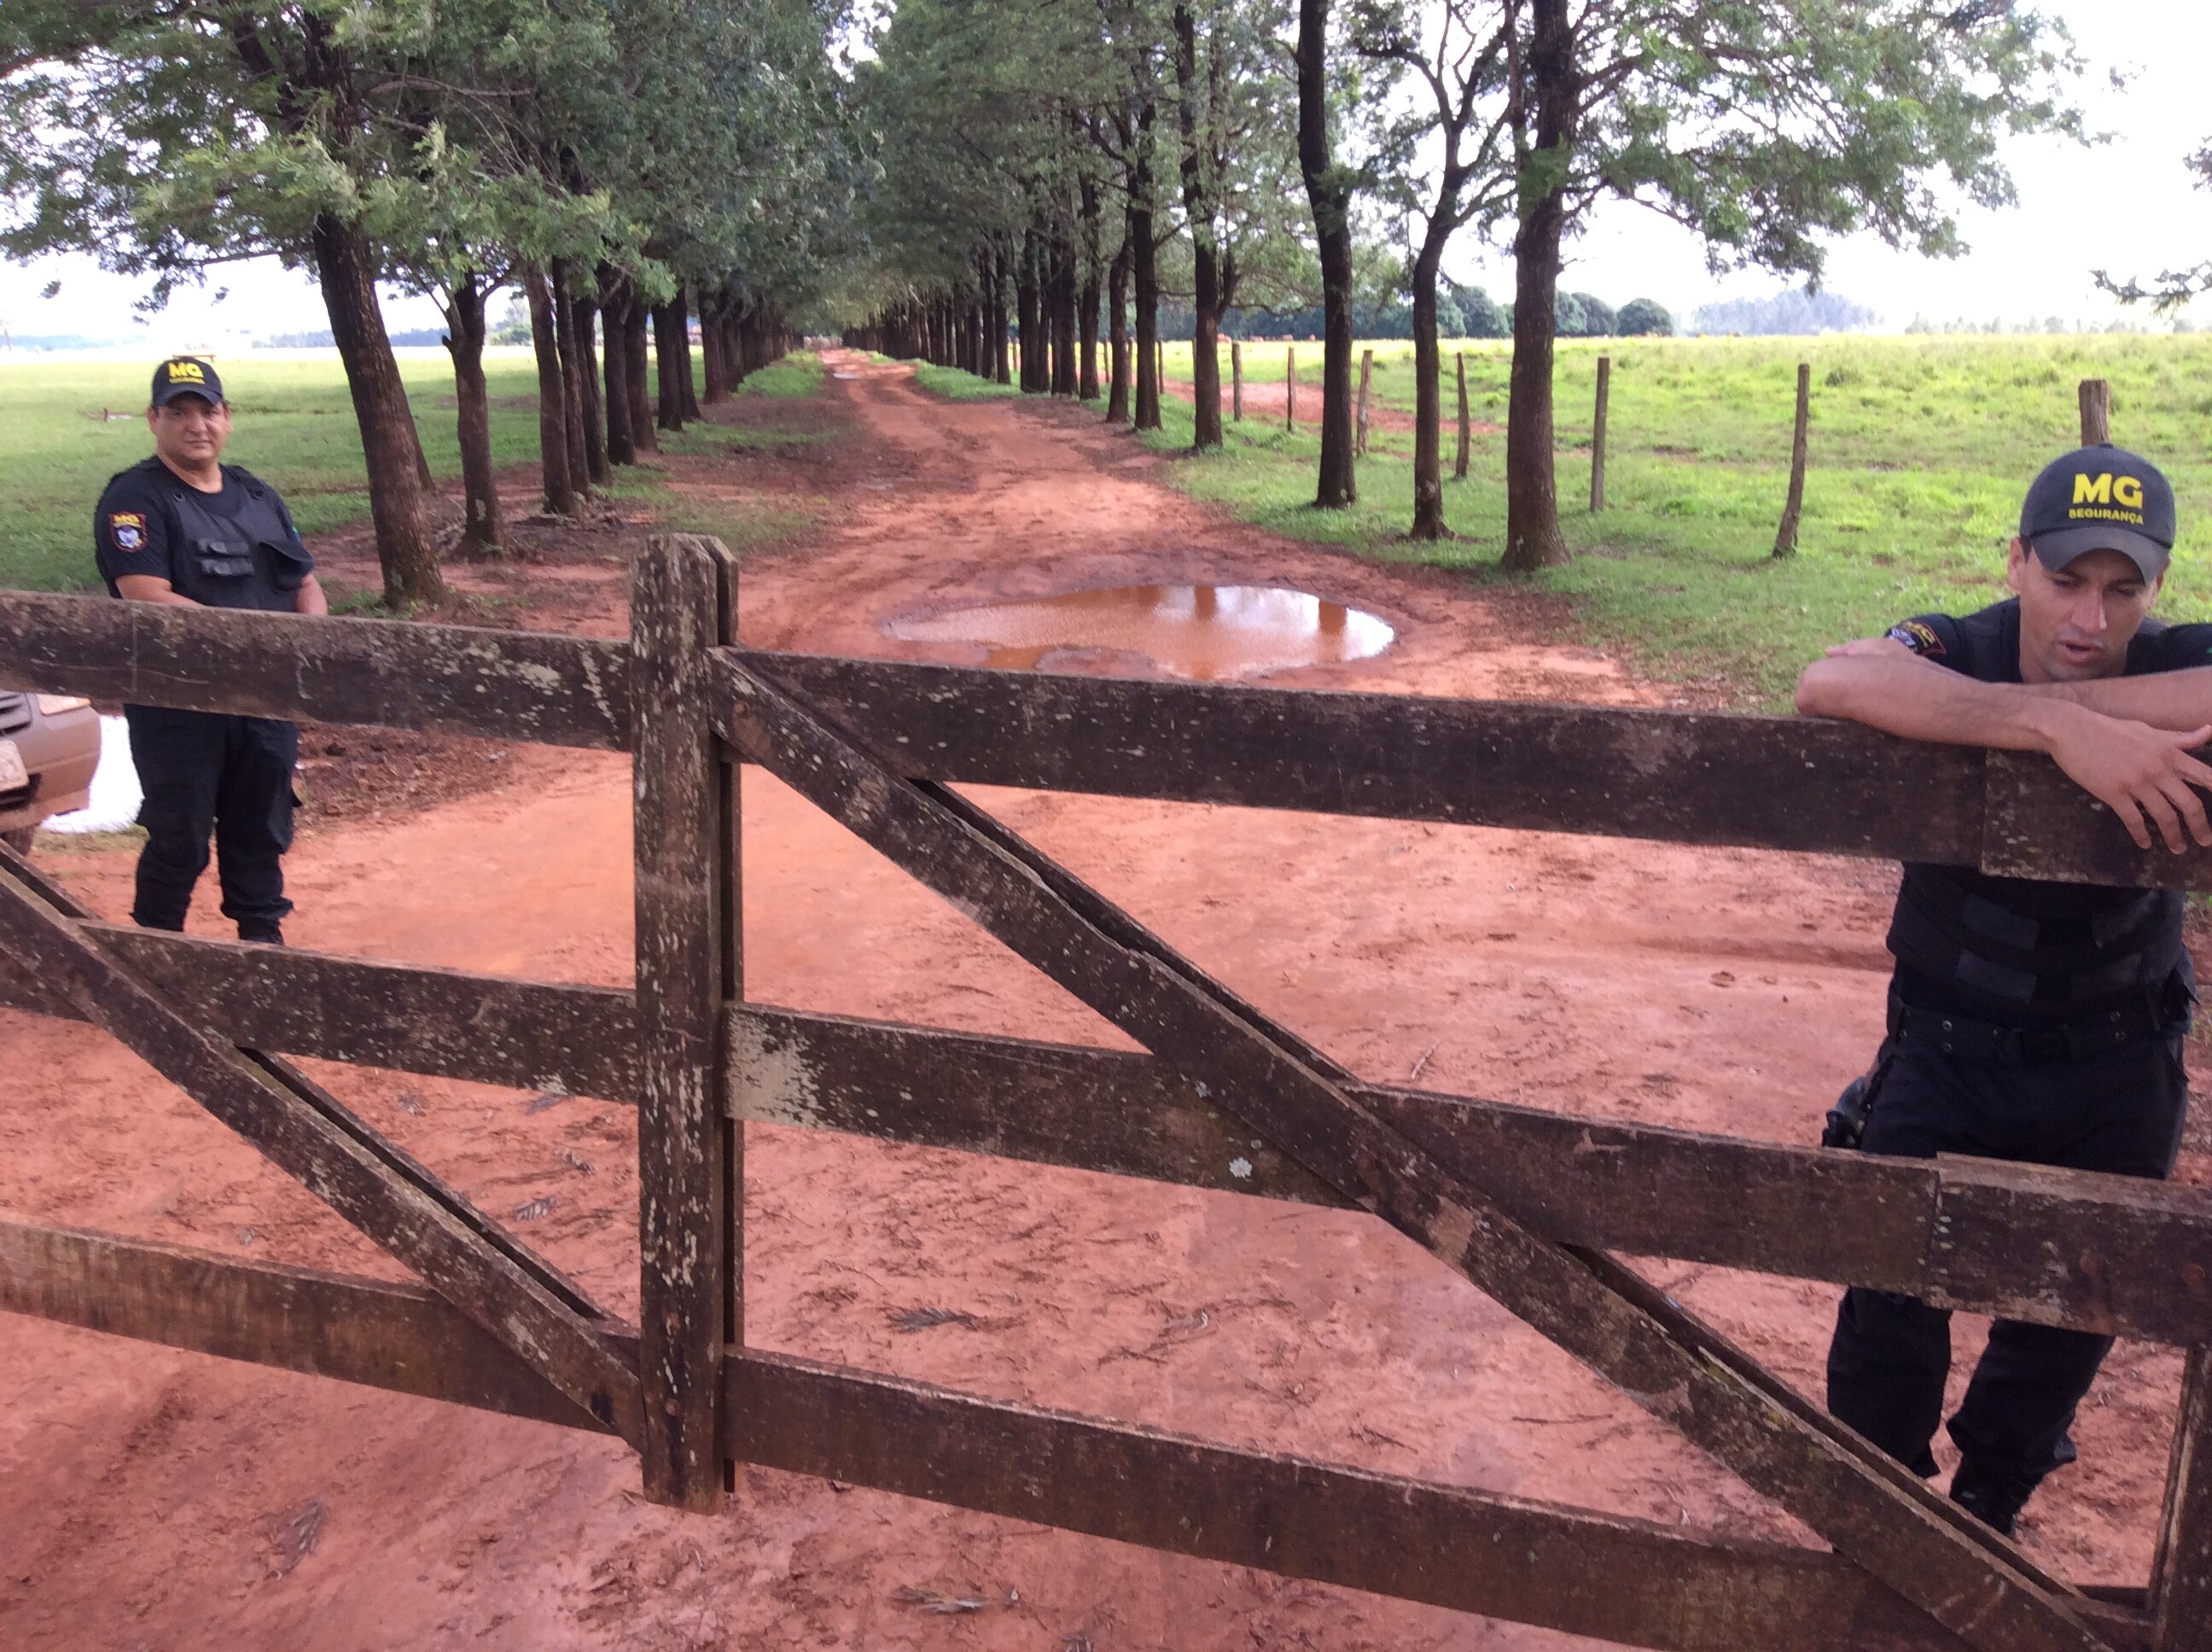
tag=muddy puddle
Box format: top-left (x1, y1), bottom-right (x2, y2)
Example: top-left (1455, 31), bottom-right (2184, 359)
top-left (888, 583), bottom-right (1394, 681)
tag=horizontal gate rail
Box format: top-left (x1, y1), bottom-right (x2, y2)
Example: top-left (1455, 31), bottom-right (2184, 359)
top-left (4, 592), bottom-right (2209, 888)
top-left (2, 926), bottom-right (2206, 1346)
top-left (3, 1216), bottom-right (2157, 1652)
top-left (0, 591), bottom-right (630, 749)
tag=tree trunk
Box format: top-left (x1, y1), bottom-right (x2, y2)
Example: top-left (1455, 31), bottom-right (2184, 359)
top-left (601, 269), bottom-right (636, 466)
top-left (1132, 124), bottom-right (1162, 431)
top-left (311, 214), bottom-right (443, 605)
top-left (1501, 0), bottom-right (1576, 570)
top-left (550, 262), bottom-right (592, 497)
top-left (441, 272), bottom-right (503, 556)
top-left (654, 300), bottom-right (687, 430)
top-left (1051, 229), bottom-right (1079, 396)
top-left (990, 242), bottom-right (1012, 383)
top-left (700, 293), bottom-right (730, 403)
top-left (1017, 230), bottom-right (1044, 393)
top-left (569, 284), bottom-right (608, 486)
top-left (1295, 0), bottom-right (1355, 505)
top-left (1409, 236), bottom-right (1447, 539)
top-left (523, 265), bottom-right (575, 518)
top-left (625, 297), bottom-right (657, 455)
top-left (1107, 229), bottom-right (1132, 423)
top-left (676, 287), bottom-right (702, 420)
top-left (1079, 181), bottom-right (1103, 400)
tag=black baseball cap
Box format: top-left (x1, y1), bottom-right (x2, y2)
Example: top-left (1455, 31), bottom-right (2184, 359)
top-left (150, 356), bottom-right (224, 408)
top-left (2020, 444), bottom-right (2174, 582)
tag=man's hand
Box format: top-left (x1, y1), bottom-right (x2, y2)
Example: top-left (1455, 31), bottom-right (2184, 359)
top-left (2041, 703), bottom-right (2212, 854)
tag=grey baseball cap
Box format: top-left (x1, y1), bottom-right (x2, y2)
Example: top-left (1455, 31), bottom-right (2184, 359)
top-left (2021, 444), bottom-right (2175, 581)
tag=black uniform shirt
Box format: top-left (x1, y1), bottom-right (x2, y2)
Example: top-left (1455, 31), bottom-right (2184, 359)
top-left (94, 457), bottom-right (312, 612)
top-left (1885, 597), bottom-right (2212, 1021)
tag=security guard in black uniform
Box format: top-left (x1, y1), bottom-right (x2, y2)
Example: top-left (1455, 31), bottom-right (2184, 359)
top-left (1799, 444), bottom-right (2211, 1537)
top-left (93, 358), bottom-right (327, 944)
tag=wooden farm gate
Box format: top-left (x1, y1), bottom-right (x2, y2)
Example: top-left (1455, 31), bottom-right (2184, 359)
top-left (0, 535), bottom-right (2208, 1652)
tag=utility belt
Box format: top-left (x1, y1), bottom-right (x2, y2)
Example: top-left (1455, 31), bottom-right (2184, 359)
top-left (1885, 975), bottom-right (2189, 1067)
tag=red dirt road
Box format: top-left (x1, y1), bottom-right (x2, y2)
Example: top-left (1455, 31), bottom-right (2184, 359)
top-left (0, 350), bottom-right (2198, 1649)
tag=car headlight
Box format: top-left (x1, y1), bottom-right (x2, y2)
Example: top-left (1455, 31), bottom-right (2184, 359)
top-left (34, 695), bottom-right (91, 716)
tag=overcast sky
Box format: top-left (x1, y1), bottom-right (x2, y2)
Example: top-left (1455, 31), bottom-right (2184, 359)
top-left (3, 0), bottom-right (2208, 352)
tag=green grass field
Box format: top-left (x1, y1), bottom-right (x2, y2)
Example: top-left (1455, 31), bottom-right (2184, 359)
top-left (1117, 334), bottom-right (2212, 706)
top-left (0, 345), bottom-right (818, 596)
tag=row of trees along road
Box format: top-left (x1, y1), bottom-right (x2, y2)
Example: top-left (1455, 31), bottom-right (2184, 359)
top-left (0, 0), bottom-right (856, 607)
top-left (846, 0), bottom-right (2085, 563)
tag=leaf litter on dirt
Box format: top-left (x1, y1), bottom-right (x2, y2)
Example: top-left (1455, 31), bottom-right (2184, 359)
top-left (893, 1585), bottom-right (987, 1614)
top-left (265, 1498), bottom-right (324, 1577)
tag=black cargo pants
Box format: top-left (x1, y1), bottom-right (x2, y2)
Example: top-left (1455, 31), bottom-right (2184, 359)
top-left (1825, 1020), bottom-right (2187, 1504)
top-left (125, 705), bottom-right (297, 939)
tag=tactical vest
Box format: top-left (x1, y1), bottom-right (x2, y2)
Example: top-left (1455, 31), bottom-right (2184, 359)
top-left (160, 468), bottom-right (311, 611)
top-left (1889, 861), bottom-right (2186, 1017)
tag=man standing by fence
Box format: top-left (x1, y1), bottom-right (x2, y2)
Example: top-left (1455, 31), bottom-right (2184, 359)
top-left (93, 358), bottom-right (327, 945)
top-left (1796, 444), bottom-right (2210, 1536)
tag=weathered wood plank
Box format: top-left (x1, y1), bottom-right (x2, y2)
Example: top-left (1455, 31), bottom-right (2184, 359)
top-left (735, 651), bottom-right (2212, 891)
top-left (724, 1348), bottom-right (1980, 1652)
top-left (0, 1219), bottom-right (2154, 1652)
top-left (3, 929), bottom-right (2205, 1345)
top-left (1930, 1158), bottom-right (2212, 1340)
top-left (2151, 1346), bottom-right (2212, 1651)
top-left (0, 921), bottom-right (638, 1099)
top-left (740, 650), bottom-right (1976, 854)
top-left (0, 591), bottom-right (630, 749)
top-left (717, 657), bottom-right (2112, 1652)
top-left (0, 1218), bottom-right (609, 1431)
top-left (631, 537), bottom-right (734, 1509)
top-left (0, 852), bottom-right (644, 1448)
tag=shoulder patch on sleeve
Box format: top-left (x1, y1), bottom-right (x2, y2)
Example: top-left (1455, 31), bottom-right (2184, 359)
top-left (1885, 619), bottom-right (1945, 657)
top-left (108, 511), bottom-right (147, 552)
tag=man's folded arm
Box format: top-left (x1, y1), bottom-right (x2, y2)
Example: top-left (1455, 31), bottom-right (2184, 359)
top-left (1796, 645), bottom-right (2212, 854)
top-left (1795, 646), bottom-right (2071, 751)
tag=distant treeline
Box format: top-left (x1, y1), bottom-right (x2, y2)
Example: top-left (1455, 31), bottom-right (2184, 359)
top-left (1157, 285), bottom-right (1674, 342)
top-left (257, 328), bottom-right (451, 349)
top-left (1690, 290), bottom-right (1877, 335)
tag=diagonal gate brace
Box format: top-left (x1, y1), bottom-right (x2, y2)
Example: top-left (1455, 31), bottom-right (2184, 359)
top-left (713, 653), bottom-right (2114, 1652)
top-left (0, 845), bottom-right (643, 1449)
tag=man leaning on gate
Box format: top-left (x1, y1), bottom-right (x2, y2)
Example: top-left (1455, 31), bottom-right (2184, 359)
top-left (93, 357), bottom-right (328, 946)
top-left (1797, 443), bottom-right (2209, 1537)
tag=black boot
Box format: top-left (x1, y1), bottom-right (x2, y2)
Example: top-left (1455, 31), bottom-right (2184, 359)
top-left (1950, 1459), bottom-right (2037, 1538)
top-left (236, 918), bottom-right (285, 946)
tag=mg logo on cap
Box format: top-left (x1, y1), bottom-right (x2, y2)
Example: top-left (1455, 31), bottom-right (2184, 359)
top-left (166, 359), bottom-right (206, 382)
top-left (2072, 473), bottom-right (2145, 510)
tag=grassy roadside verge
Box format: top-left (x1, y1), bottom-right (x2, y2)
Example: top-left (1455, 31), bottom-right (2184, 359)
top-left (917, 337), bottom-right (2212, 707)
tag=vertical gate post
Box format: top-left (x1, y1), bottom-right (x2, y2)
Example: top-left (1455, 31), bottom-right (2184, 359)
top-left (631, 532), bottom-right (739, 1509)
top-left (2152, 1343), bottom-right (2212, 1650)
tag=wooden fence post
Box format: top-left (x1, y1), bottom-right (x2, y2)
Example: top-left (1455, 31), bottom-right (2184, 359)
top-left (1231, 339), bottom-right (1243, 422)
top-left (1773, 361), bottom-right (1810, 558)
top-left (1155, 338), bottom-right (1165, 396)
top-left (1454, 352), bottom-right (1472, 480)
top-left (1590, 354), bottom-right (1610, 512)
top-left (2080, 377), bottom-right (2112, 445)
top-left (2152, 1344), bottom-right (2212, 1651)
top-left (1355, 348), bottom-right (1373, 456)
top-left (1285, 346), bottom-right (1295, 431)
top-left (631, 532), bottom-right (739, 1510)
